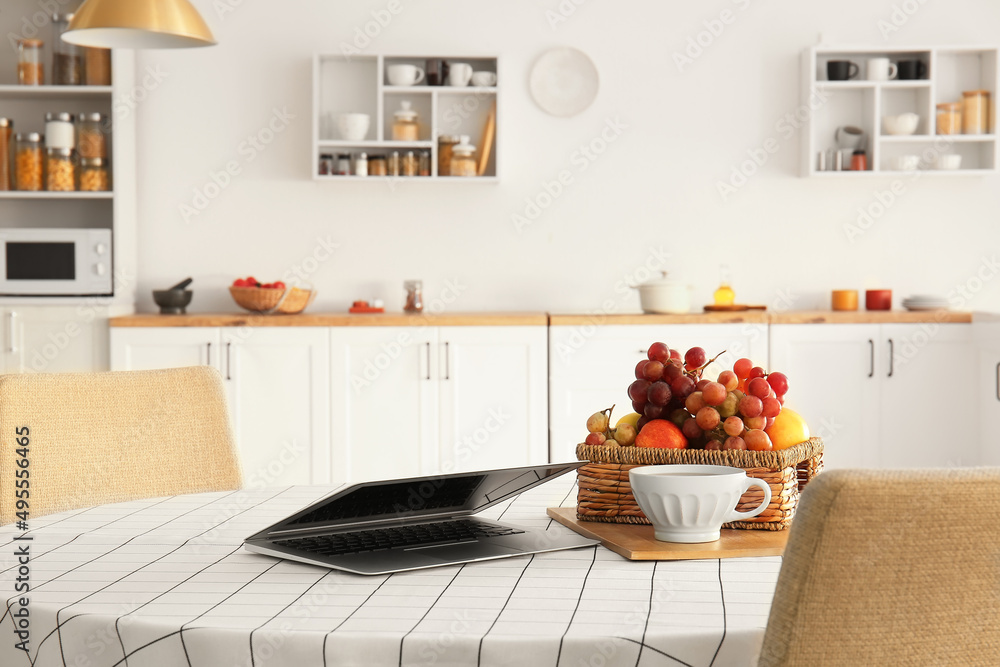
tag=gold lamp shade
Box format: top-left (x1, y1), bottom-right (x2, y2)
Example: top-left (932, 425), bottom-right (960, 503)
top-left (63, 0), bottom-right (216, 49)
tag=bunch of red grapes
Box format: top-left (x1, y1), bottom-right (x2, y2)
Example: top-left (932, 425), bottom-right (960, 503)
top-left (628, 342), bottom-right (790, 451)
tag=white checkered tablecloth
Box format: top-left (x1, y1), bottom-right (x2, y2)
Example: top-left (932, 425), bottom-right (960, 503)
top-left (0, 479), bottom-right (780, 667)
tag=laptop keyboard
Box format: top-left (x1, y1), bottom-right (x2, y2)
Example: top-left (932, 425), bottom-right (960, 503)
top-left (274, 518), bottom-right (525, 557)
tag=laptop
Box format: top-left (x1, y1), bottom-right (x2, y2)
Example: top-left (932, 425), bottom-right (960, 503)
top-left (243, 462), bottom-right (597, 575)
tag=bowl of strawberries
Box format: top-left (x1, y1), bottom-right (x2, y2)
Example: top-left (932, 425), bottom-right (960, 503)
top-left (229, 276), bottom-right (315, 314)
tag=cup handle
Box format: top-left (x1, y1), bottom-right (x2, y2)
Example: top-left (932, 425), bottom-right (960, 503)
top-left (413, 67), bottom-right (425, 84)
top-left (725, 477), bottom-right (772, 522)
top-left (888, 63), bottom-right (899, 80)
top-left (849, 62), bottom-right (860, 80)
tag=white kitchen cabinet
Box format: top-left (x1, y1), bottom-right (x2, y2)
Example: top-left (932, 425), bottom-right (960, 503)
top-left (110, 327), bottom-right (331, 486)
top-left (549, 323), bottom-right (769, 463)
top-left (329, 325), bottom-right (549, 485)
top-left (3, 306), bottom-right (109, 374)
top-left (770, 323), bottom-right (977, 469)
top-left (222, 329), bottom-right (331, 486)
top-left (974, 319), bottom-right (1000, 466)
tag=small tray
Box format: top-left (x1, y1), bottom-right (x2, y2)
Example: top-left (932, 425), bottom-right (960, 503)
top-left (703, 304), bottom-right (767, 312)
top-left (546, 507), bottom-right (788, 560)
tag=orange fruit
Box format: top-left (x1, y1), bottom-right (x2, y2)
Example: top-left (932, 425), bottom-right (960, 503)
top-left (635, 419), bottom-right (688, 449)
top-left (765, 408), bottom-right (810, 450)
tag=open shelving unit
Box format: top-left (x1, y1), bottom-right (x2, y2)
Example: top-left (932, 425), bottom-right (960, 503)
top-left (312, 54), bottom-right (499, 181)
top-left (801, 46), bottom-right (999, 176)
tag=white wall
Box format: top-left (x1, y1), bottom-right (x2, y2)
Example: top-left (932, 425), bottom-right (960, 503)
top-left (133, 0), bottom-right (1000, 314)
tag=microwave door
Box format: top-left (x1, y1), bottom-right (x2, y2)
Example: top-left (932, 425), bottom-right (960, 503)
top-left (1, 241), bottom-right (79, 296)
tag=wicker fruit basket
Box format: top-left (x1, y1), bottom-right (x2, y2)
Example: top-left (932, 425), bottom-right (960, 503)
top-left (575, 437), bottom-right (824, 530)
top-left (229, 286), bottom-right (315, 314)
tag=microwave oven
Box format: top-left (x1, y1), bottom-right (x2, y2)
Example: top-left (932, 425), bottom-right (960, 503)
top-left (0, 228), bottom-right (112, 296)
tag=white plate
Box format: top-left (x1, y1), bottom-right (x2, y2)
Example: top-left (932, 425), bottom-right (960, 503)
top-left (529, 47), bottom-right (599, 117)
top-left (904, 305), bottom-right (949, 311)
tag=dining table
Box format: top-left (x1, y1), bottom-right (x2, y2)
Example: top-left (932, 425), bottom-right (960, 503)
top-left (0, 478), bottom-right (781, 667)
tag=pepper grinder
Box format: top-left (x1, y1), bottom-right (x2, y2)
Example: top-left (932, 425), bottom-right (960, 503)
top-left (404, 280), bottom-right (423, 312)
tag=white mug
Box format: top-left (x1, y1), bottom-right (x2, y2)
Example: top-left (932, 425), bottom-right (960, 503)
top-left (867, 57), bottom-right (898, 81)
top-left (447, 62), bottom-right (473, 87)
top-left (470, 71), bottom-right (497, 87)
top-left (629, 464), bottom-right (772, 543)
top-left (387, 64), bottom-right (425, 86)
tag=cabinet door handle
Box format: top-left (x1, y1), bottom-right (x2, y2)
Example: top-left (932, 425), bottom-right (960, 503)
top-left (226, 342), bottom-right (232, 380)
top-left (868, 339), bottom-right (874, 378)
top-left (995, 362), bottom-right (999, 402)
top-left (443, 342), bottom-right (450, 380)
top-left (6, 312), bottom-right (16, 354)
top-left (424, 342), bottom-right (431, 380)
top-left (887, 339), bottom-right (894, 378)
top-left (206, 342), bottom-right (211, 366)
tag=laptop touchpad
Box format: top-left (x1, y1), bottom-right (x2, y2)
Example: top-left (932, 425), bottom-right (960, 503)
top-left (415, 542), bottom-right (523, 562)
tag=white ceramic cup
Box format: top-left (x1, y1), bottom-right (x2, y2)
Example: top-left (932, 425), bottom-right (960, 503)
top-left (629, 464), bottom-right (772, 543)
top-left (337, 113), bottom-right (370, 141)
top-left (470, 71), bottom-right (497, 87)
top-left (387, 64), bottom-right (425, 86)
top-left (867, 57), bottom-right (898, 81)
top-left (895, 154), bottom-right (920, 171)
top-left (448, 62), bottom-right (473, 87)
top-left (935, 154), bottom-right (962, 170)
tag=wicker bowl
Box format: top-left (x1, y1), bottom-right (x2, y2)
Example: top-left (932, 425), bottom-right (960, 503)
top-left (229, 286), bottom-right (314, 314)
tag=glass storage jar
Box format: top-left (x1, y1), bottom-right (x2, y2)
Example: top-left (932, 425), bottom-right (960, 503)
top-left (52, 13), bottom-right (83, 85)
top-left (84, 48), bottom-right (112, 86)
top-left (404, 280), bottom-right (423, 312)
top-left (77, 113), bottom-right (106, 158)
top-left (336, 154), bottom-right (351, 175)
top-left (15, 133), bottom-right (43, 191)
top-left (388, 151), bottom-right (401, 176)
top-left (0, 119), bottom-right (11, 191)
top-left (402, 151), bottom-right (417, 176)
top-left (355, 152), bottom-right (368, 177)
top-left (17, 39), bottom-right (44, 85)
top-left (437, 135), bottom-right (459, 176)
top-left (418, 150), bottom-right (431, 176)
top-left (79, 157), bottom-right (109, 191)
top-left (369, 155), bottom-right (387, 176)
top-left (936, 103), bottom-right (962, 135)
top-left (46, 147), bottom-right (76, 191)
top-left (318, 153), bottom-right (333, 175)
top-left (46, 112), bottom-right (75, 149)
top-left (449, 136), bottom-right (477, 177)
top-left (962, 90), bottom-right (990, 135)
top-left (392, 101), bottom-right (420, 141)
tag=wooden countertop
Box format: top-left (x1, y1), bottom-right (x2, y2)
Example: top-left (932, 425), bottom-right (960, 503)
top-left (549, 310), bottom-right (971, 325)
top-left (109, 312), bottom-right (549, 327)
top-left (548, 312), bottom-right (770, 325)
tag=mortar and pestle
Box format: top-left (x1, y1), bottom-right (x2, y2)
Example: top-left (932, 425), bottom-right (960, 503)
top-left (153, 278), bottom-right (193, 314)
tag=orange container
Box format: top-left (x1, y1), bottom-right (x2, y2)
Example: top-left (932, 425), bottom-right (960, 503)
top-left (832, 290), bottom-right (859, 311)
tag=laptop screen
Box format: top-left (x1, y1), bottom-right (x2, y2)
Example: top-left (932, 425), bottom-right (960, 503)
top-left (268, 463), bottom-right (583, 532)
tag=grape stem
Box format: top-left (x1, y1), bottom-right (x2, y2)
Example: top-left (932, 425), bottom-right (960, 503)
top-left (686, 349), bottom-right (727, 379)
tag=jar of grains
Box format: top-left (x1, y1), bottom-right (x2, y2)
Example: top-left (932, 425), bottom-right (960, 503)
top-left (52, 13), bottom-right (83, 85)
top-left (18, 39), bottom-right (44, 85)
top-left (46, 147), bottom-right (76, 191)
top-left (402, 150), bottom-right (418, 176)
top-left (79, 157), bottom-right (109, 191)
top-left (0, 119), bottom-right (12, 191)
top-left (16, 133), bottom-right (43, 191)
top-left (84, 48), bottom-right (112, 86)
top-left (449, 136), bottom-right (477, 177)
top-left (437, 135), bottom-right (459, 176)
top-left (962, 90), bottom-right (991, 135)
top-left (369, 155), bottom-right (387, 176)
top-left (936, 103), bottom-right (962, 135)
top-left (392, 101), bottom-right (420, 141)
top-left (77, 113), bottom-right (106, 158)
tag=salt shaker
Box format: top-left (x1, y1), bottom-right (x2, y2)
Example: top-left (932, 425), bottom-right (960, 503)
top-left (404, 280), bottom-right (423, 312)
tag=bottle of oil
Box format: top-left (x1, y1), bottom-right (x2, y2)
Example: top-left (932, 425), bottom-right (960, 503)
top-left (713, 264), bottom-right (735, 306)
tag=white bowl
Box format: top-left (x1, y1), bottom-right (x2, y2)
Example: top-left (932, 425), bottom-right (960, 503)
top-left (337, 113), bottom-right (370, 142)
top-left (935, 154), bottom-right (962, 170)
top-left (895, 155), bottom-right (920, 171)
top-left (883, 113), bottom-right (920, 135)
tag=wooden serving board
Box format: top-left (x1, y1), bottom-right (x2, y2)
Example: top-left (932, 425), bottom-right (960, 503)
top-left (546, 507), bottom-right (789, 560)
top-left (703, 304), bottom-right (767, 312)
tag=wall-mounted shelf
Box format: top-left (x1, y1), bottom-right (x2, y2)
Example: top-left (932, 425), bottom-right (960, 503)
top-left (802, 45), bottom-right (999, 176)
top-left (0, 191), bottom-right (113, 199)
top-left (312, 54), bottom-right (499, 181)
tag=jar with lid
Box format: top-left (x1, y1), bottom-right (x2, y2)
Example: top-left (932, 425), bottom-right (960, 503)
top-left (336, 153), bottom-right (351, 175)
top-left (18, 39), bottom-right (44, 85)
top-left (418, 150), bottom-right (431, 177)
top-left (77, 113), bottom-right (106, 158)
top-left (936, 103), bottom-right (962, 135)
top-left (402, 151), bottom-right (418, 176)
top-left (355, 152), bottom-right (368, 177)
top-left (0, 119), bottom-right (11, 191)
top-left (449, 136), bottom-right (477, 177)
top-left (52, 13), bottom-right (83, 85)
top-left (392, 101), bottom-right (420, 141)
top-left (46, 112), bottom-right (75, 149)
top-left (15, 133), bottom-right (43, 191)
top-left (79, 157), bottom-right (109, 191)
top-left (84, 48), bottom-right (112, 86)
top-left (46, 147), bottom-right (76, 191)
top-left (404, 280), bottom-right (423, 313)
top-left (437, 135), bottom-right (459, 176)
top-left (962, 90), bottom-right (990, 135)
top-left (388, 151), bottom-right (401, 176)
top-left (369, 155), bottom-right (387, 176)
top-left (318, 153), bottom-right (333, 176)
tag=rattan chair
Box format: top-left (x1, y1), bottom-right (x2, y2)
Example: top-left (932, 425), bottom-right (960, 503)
top-left (0, 366), bottom-right (243, 524)
top-left (759, 468), bottom-right (1000, 666)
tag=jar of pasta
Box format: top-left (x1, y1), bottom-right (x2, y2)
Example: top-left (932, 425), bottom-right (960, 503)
top-left (79, 157), bottom-right (109, 191)
top-left (77, 113), bottom-right (107, 158)
top-left (46, 147), bottom-right (76, 191)
top-left (936, 103), bottom-right (961, 135)
top-left (449, 136), bottom-right (477, 177)
top-left (962, 90), bottom-right (990, 135)
top-left (18, 39), bottom-right (44, 85)
top-left (15, 133), bottom-right (43, 191)
top-left (45, 112), bottom-right (75, 150)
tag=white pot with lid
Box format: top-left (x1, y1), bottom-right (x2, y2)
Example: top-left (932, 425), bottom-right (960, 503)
top-left (632, 271), bottom-right (693, 314)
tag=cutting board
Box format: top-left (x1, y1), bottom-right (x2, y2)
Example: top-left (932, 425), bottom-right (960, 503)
top-left (703, 304), bottom-right (767, 312)
top-left (546, 507), bottom-right (789, 560)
